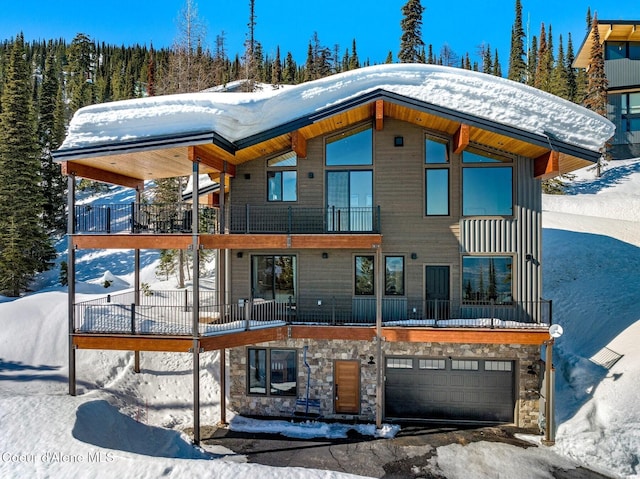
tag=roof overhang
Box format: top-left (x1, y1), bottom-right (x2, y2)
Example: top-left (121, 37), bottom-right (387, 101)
top-left (575, 20), bottom-right (640, 68)
top-left (53, 89), bottom-right (603, 188)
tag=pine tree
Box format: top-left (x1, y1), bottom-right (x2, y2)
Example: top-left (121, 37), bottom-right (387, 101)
top-left (0, 34), bottom-right (55, 296)
top-left (482, 44), bottom-right (493, 74)
top-left (398, 0), bottom-right (425, 63)
top-left (550, 35), bottom-right (569, 99)
top-left (349, 39), bottom-right (360, 70)
top-left (271, 46), bottom-right (282, 86)
top-left (583, 15), bottom-right (608, 116)
top-left (535, 24), bottom-right (552, 92)
top-left (493, 49), bottom-right (502, 77)
top-left (67, 33), bottom-right (96, 112)
top-left (38, 44), bottom-right (67, 232)
top-left (526, 36), bottom-right (538, 86)
top-left (565, 33), bottom-right (579, 102)
top-left (283, 52), bottom-right (296, 84)
top-left (507, 0), bottom-right (527, 82)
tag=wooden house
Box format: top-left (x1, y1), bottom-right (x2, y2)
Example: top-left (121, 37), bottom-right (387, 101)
top-left (54, 64), bottom-right (613, 444)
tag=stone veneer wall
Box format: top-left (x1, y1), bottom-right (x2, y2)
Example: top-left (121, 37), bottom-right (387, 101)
top-left (228, 338), bottom-right (542, 428)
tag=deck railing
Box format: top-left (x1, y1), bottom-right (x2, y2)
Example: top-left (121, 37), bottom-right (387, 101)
top-left (73, 293), bottom-right (550, 336)
top-left (73, 203), bottom-right (381, 235)
top-left (74, 203), bottom-right (219, 234)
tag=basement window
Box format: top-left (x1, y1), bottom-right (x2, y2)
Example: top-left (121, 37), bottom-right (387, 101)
top-left (247, 348), bottom-right (297, 396)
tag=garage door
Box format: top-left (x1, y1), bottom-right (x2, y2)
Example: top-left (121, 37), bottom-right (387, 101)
top-left (385, 357), bottom-right (515, 423)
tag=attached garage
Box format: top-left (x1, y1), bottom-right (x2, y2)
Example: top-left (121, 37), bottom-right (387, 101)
top-left (385, 356), bottom-right (516, 423)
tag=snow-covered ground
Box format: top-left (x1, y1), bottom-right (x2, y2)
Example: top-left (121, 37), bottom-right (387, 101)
top-left (1, 158), bottom-right (639, 478)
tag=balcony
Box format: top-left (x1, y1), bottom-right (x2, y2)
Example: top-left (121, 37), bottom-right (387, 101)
top-left (73, 203), bottom-right (381, 235)
top-left (73, 292), bottom-right (551, 337)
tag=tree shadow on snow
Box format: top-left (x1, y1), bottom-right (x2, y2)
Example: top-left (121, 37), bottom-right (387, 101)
top-left (564, 160), bottom-right (640, 195)
top-left (72, 400), bottom-right (213, 459)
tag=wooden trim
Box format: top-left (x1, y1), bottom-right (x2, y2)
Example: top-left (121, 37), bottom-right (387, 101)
top-left (73, 334), bottom-right (193, 352)
top-left (382, 327), bottom-right (550, 345)
top-left (289, 234), bottom-right (382, 249)
top-left (188, 146), bottom-right (237, 177)
top-left (375, 99), bottom-right (384, 131)
top-left (200, 327), bottom-right (288, 351)
top-left (453, 123), bottom-right (470, 154)
top-left (61, 162), bottom-right (144, 190)
top-left (199, 234), bottom-right (290, 250)
top-left (289, 325), bottom-right (375, 341)
top-left (534, 150), bottom-right (560, 179)
top-left (71, 234), bottom-right (192, 250)
top-left (291, 131), bottom-right (307, 158)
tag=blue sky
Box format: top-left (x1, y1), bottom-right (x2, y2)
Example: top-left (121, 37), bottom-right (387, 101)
top-left (2, 1), bottom-right (639, 66)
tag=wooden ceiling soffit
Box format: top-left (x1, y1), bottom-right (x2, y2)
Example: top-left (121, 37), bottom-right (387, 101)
top-left (291, 130), bottom-right (307, 158)
top-left (375, 99), bottom-right (384, 131)
top-left (534, 150), bottom-right (560, 179)
top-left (453, 123), bottom-right (470, 154)
top-left (188, 146), bottom-right (236, 177)
top-left (61, 161), bottom-right (144, 190)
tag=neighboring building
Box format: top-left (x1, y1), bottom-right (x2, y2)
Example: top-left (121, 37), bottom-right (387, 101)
top-left (54, 64), bottom-right (613, 444)
top-left (575, 20), bottom-right (640, 159)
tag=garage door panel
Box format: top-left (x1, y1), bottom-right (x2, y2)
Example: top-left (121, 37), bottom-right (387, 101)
top-left (385, 358), bottom-right (515, 423)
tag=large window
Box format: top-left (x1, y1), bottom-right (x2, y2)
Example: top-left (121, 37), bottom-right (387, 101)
top-left (326, 170), bottom-right (373, 231)
top-left (462, 256), bottom-right (513, 304)
top-left (463, 167), bottom-right (512, 216)
top-left (326, 124), bottom-right (372, 166)
top-left (247, 348), bottom-right (297, 396)
top-left (355, 255), bottom-right (375, 295)
top-left (252, 255), bottom-right (296, 301)
top-left (424, 137), bottom-right (449, 216)
top-left (385, 256), bottom-right (405, 296)
top-left (267, 151), bottom-right (297, 202)
top-left (605, 41), bottom-right (640, 61)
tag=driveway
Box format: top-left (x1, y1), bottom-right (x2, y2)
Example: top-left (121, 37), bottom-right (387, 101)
top-left (200, 423), bottom-right (613, 478)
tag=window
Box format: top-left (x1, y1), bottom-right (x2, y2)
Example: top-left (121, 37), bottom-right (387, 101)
top-left (355, 255), bottom-right (375, 295)
top-left (630, 42), bottom-right (640, 61)
top-left (419, 359), bottom-right (446, 370)
top-left (463, 167), bottom-right (513, 216)
top-left (485, 361), bottom-right (512, 372)
top-left (252, 255), bottom-right (296, 301)
top-left (605, 41), bottom-right (627, 60)
top-left (425, 169), bottom-right (449, 215)
top-left (326, 170), bottom-right (373, 231)
top-left (622, 92), bottom-right (640, 115)
top-left (462, 256), bottom-right (513, 304)
top-left (451, 359), bottom-right (479, 370)
top-left (267, 151), bottom-right (297, 202)
top-left (387, 358), bottom-right (413, 369)
top-left (248, 348), bottom-right (297, 396)
top-left (326, 124), bottom-right (372, 166)
top-left (385, 256), bottom-right (405, 296)
top-left (425, 137), bottom-right (448, 164)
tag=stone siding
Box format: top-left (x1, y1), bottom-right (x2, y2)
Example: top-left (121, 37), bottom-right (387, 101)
top-left (229, 339), bottom-right (541, 428)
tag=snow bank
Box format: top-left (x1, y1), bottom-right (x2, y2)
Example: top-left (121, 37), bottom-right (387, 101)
top-left (60, 64), bottom-right (613, 153)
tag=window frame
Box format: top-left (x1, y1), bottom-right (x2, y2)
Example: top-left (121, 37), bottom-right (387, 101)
top-left (247, 347), bottom-right (298, 397)
top-left (325, 123), bottom-right (373, 166)
top-left (384, 255), bottom-right (405, 296)
top-left (424, 136), bottom-right (450, 216)
top-left (251, 254), bottom-right (297, 302)
top-left (354, 255), bottom-right (375, 296)
top-left (462, 255), bottom-right (514, 304)
top-left (267, 151), bottom-right (297, 202)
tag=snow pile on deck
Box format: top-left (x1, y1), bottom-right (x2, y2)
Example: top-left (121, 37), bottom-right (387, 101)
top-left (60, 63), bottom-right (614, 153)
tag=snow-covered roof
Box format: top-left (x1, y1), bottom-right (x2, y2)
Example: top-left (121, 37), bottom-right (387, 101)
top-left (58, 64), bottom-right (613, 156)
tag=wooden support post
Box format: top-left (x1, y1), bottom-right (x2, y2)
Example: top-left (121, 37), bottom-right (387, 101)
top-left (375, 99), bottom-right (384, 131)
top-left (134, 186), bottom-right (142, 374)
top-left (534, 150), bottom-right (560, 179)
top-left (67, 174), bottom-right (77, 396)
top-left (291, 131), bottom-right (307, 158)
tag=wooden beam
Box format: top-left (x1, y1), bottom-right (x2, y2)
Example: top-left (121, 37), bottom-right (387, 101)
top-left (200, 327), bottom-right (288, 351)
top-left (291, 131), bottom-right (307, 158)
top-left (73, 334), bottom-right (193, 352)
top-left (289, 325), bottom-right (375, 341)
top-left (188, 146), bottom-right (237, 177)
top-left (534, 150), bottom-right (560, 179)
top-left (375, 99), bottom-right (384, 131)
top-left (199, 234), bottom-right (290, 250)
top-left (290, 234), bottom-right (382, 249)
top-left (453, 123), bottom-right (470, 154)
top-left (61, 162), bottom-right (144, 190)
top-left (382, 327), bottom-right (549, 345)
top-left (71, 234), bottom-right (192, 250)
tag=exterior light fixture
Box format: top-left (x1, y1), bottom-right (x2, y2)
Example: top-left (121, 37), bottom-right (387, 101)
top-left (394, 136), bottom-right (404, 147)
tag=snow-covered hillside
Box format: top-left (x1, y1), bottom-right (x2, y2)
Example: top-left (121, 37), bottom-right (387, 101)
top-left (0, 159), bottom-right (639, 478)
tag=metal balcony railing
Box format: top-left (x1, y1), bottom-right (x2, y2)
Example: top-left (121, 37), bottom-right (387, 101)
top-left (74, 203), bottom-right (381, 235)
top-left (73, 203), bottom-right (219, 234)
top-left (73, 292), bottom-right (550, 336)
